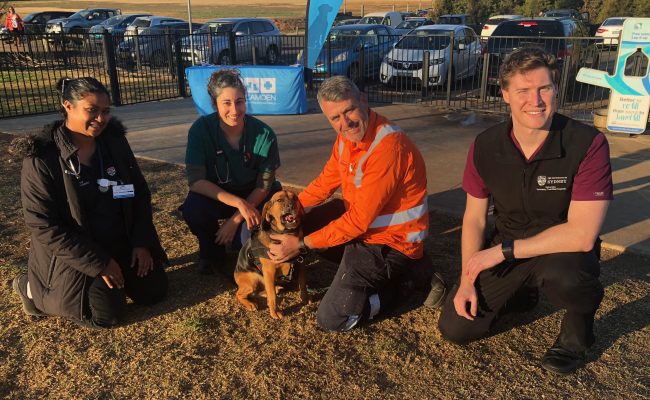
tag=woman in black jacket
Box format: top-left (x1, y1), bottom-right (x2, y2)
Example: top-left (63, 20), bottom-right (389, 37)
top-left (10, 77), bottom-right (168, 328)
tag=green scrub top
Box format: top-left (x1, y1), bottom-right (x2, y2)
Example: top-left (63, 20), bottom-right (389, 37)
top-left (185, 113), bottom-right (281, 192)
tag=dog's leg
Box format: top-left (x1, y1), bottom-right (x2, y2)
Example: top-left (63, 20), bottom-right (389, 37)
top-left (234, 272), bottom-right (260, 311)
top-left (298, 264), bottom-right (308, 304)
top-left (260, 259), bottom-right (282, 319)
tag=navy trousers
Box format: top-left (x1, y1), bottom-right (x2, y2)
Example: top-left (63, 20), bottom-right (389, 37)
top-left (305, 200), bottom-right (417, 332)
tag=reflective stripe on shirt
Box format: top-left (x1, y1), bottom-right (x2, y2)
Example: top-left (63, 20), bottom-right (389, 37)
top-left (353, 124), bottom-right (401, 188)
top-left (369, 201), bottom-right (428, 229)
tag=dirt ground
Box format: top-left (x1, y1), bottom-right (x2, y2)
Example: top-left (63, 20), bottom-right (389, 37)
top-left (10, 0), bottom-right (417, 22)
top-left (0, 131), bottom-right (648, 399)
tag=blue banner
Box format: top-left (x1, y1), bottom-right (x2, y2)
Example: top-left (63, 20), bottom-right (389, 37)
top-left (186, 65), bottom-right (308, 115)
top-left (306, 0), bottom-right (344, 69)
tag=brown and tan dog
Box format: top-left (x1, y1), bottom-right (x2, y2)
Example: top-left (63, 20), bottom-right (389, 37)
top-left (234, 190), bottom-right (307, 319)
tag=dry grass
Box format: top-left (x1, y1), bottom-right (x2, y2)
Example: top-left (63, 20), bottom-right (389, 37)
top-left (0, 131), bottom-right (648, 399)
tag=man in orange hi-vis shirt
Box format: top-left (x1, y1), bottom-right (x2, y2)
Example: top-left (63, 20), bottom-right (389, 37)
top-left (269, 76), bottom-right (446, 331)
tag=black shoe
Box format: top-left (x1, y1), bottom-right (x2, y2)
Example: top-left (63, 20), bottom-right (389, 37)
top-left (423, 272), bottom-right (447, 309)
top-left (541, 342), bottom-right (585, 375)
top-left (501, 286), bottom-right (539, 315)
top-left (198, 259), bottom-right (216, 275)
top-left (12, 274), bottom-right (47, 317)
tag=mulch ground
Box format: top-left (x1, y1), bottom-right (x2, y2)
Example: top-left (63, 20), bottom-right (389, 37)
top-left (0, 131), bottom-right (648, 399)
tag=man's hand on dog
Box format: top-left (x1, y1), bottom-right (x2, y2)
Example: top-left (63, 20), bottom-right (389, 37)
top-left (267, 234), bottom-right (301, 262)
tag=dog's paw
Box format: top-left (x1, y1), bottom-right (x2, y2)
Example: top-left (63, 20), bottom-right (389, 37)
top-left (269, 309), bottom-right (283, 319)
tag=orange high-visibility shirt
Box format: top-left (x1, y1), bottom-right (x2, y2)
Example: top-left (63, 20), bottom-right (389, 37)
top-left (299, 110), bottom-right (428, 259)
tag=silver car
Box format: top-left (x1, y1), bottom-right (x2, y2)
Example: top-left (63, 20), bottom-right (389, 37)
top-left (181, 18), bottom-right (282, 65)
top-left (380, 24), bottom-right (482, 87)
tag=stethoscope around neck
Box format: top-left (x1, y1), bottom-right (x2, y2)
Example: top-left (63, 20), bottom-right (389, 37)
top-left (63, 141), bottom-right (116, 192)
top-left (214, 142), bottom-right (249, 185)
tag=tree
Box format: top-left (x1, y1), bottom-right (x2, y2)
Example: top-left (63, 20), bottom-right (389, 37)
top-left (598, 0), bottom-right (634, 22)
top-left (554, 0), bottom-right (584, 9)
top-left (634, 0), bottom-right (650, 16)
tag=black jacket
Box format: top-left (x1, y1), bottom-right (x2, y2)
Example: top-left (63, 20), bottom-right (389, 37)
top-left (473, 113), bottom-right (599, 243)
top-left (11, 119), bottom-right (168, 320)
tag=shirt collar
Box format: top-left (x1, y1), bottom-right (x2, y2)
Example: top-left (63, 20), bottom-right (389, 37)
top-left (504, 113), bottom-right (565, 162)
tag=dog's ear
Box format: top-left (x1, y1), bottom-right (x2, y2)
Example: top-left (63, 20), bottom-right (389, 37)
top-left (261, 199), bottom-right (273, 230)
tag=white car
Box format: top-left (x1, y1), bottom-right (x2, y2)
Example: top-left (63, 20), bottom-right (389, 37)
top-left (596, 17), bottom-right (628, 47)
top-left (380, 24), bottom-right (482, 88)
top-left (480, 15), bottom-right (524, 38)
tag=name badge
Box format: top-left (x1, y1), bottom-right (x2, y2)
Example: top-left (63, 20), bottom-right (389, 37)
top-left (112, 184), bottom-right (135, 199)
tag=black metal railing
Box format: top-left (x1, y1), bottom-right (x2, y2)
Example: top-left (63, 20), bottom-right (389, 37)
top-left (2, 31), bottom-right (639, 122)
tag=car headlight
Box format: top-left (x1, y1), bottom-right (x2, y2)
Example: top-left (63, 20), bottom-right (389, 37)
top-left (333, 52), bottom-right (348, 63)
top-left (431, 58), bottom-right (444, 65)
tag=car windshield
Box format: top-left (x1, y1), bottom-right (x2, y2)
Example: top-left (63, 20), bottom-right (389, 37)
top-left (397, 20), bottom-right (423, 29)
top-left (493, 21), bottom-right (563, 37)
top-left (397, 30), bottom-right (451, 49)
top-left (101, 15), bottom-right (127, 26)
top-left (132, 18), bottom-right (152, 28)
top-left (70, 10), bottom-right (92, 19)
top-left (603, 18), bottom-right (626, 26)
top-left (360, 16), bottom-right (383, 24)
top-left (197, 22), bottom-right (234, 33)
top-left (544, 11), bottom-right (570, 17)
top-left (23, 13), bottom-right (37, 23)
top-left (437, 16), bottom-right (462, 24)
top-left (328, 29), bottom-right (362, 48)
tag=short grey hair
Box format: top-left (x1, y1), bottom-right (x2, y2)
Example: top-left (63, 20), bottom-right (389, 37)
top-left (317, 76), bottom-right (361, 103)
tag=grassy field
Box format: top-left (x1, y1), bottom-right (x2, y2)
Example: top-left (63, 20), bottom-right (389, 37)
top-left (0, 130), bottom-right (649, 398)
top-left (9, 0), bottom-right (424, 21)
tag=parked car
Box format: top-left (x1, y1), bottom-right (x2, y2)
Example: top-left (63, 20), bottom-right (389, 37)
top-left (181, 18), bottom-right (282, 65)
top-left (306, 24), bottom-right (397, 83)
top-left (480, 15), bottom-right (524, 38)
top-left (118, 20), bottom-right (201, 67)
top-left (123, 15), bottom-right (185, 37)
top-left (88, 13), bottom-right (151, 44)
top-left (485, 18), bottom-right (590, 93)
top-left (595, 17), bottom-right (628, 47)
top-left (333, 18), bottom-right (360, 27)
top-left (543, 9), bottom-right (588, 22)
top-left (359, 12), bottom-right (404, 29)
top-left (21, 11), bottom-right (74, 34)
top-left (394, 17), bottom-right (434, 36)
top-left (436, 14), bottom-right (482, 35)
top-left (45, 8), bottom-right (121, 36)
top-left (380, 24), bottom-right (481, 88)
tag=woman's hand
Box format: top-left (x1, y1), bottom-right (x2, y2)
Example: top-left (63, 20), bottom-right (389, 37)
top-left (215, 217), bottom-right (240, 245)
top-left (131, 247), bottom-right (153, 277)
top-left (236, 199), bottom-right (260, 230)
top-left (101, 259), bottom-right (124, 289)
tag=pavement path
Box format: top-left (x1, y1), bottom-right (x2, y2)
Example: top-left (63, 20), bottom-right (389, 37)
top-left (2, 98), bottom-right (649, 255)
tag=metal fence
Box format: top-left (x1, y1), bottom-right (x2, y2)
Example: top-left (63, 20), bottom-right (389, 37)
top-left (2, 31), bottom-right (646, 121)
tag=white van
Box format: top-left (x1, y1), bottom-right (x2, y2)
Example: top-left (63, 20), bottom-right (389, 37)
top-left (359, 11), bottom-right (404, 29)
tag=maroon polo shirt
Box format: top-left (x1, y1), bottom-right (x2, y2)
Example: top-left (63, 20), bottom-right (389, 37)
top-left (463, 130), bottom-right (614, 201)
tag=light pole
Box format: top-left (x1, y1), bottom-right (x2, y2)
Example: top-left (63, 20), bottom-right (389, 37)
top-left (187, 0), bottom-right (196, 65)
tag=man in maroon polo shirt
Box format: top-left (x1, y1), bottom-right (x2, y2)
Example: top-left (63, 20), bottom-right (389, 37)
top-left (437, 47), bottom-right (613, 375)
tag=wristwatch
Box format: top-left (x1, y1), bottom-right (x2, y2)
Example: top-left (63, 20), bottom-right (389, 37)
top-left (298, 238), bottom-right (309, 255)
top-left (501, 239), bottom-right (515, 261)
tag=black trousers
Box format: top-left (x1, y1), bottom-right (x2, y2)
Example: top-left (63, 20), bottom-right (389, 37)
top-left (438, 250), bottom-right (604, 352)
top-left (305, 200), bottom-right (416, 332)
top-left (181, 184), bottom-right (281, 262)
top-left (80, 252), bottom-right (168, 328)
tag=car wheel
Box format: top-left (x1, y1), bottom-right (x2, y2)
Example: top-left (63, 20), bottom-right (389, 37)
top-left (217, 50), bottom-right (232, 65)
top-left (266, 46), bottom-right (279, 65)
